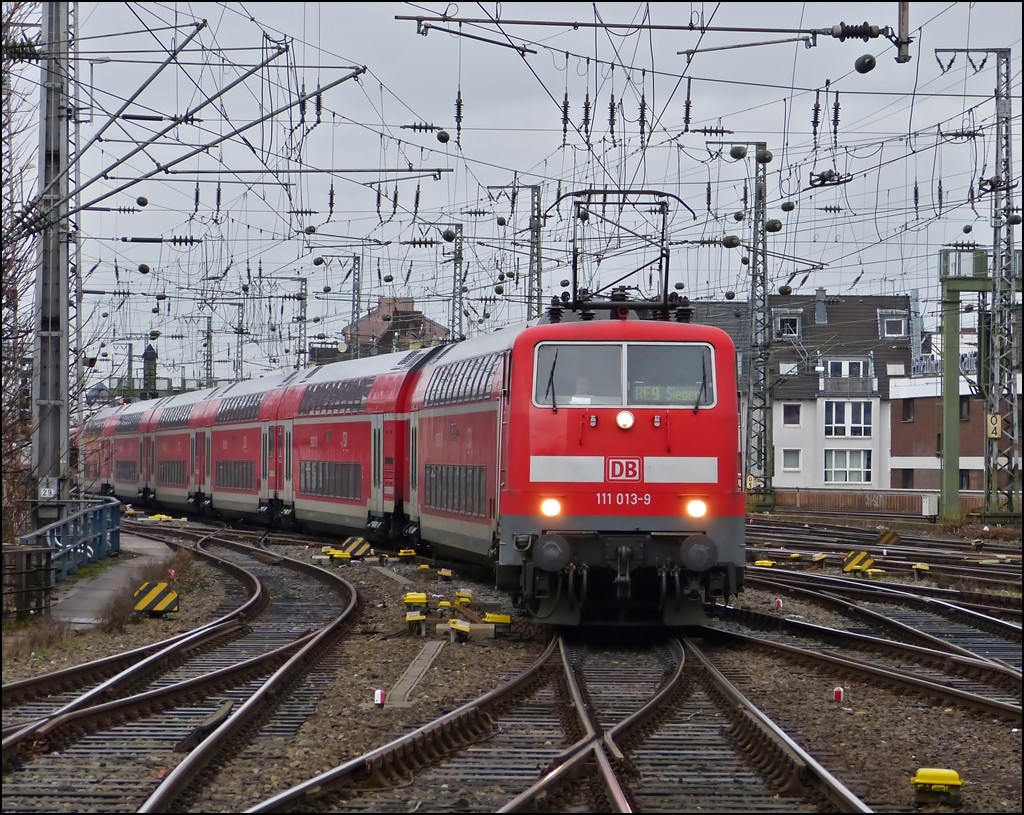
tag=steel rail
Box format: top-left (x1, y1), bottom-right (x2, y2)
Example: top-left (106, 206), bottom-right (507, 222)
top-left (747, 575), bottom-right (1015, 667)
top-left (682, 636), bottom-right (872, 814)
top-left (715, 604), bottom-right (1023, 694)
top-left (138, 541), bottom-right (358, 812)
top-left (3, 631), bottom-right (316, 769)
top-left (243, 636), bottom-right (559, 813)
top-left (703, 627), bottom-right (1021, 723)
top-left (750, 571), bottom-right (1023, 641)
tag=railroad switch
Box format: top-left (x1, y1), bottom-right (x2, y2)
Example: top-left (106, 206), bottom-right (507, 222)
top-left (437, 600), bottom-right (452, 617)
top-left (864, 568), bottom-right (886, 579)
top-left (910, 768), bottom-right (964, 806)
top-left (448, 618), bottom-right (472, 643)
top-left (810, 553), bottom-right (828, 570)
top-left (455, 590), bottom-right (473, 606)
top-left (398, 548), bottom-right (417, 561)
top-left (406, 612), bottom-right (428, 636)
top-left (417, 563), bottom-right (431, 571)
top-left (912, 563), bottom-right (930, 581)
top-left (437, 568), bottom-right (453, 581)
top-left (482, 613), bottom-right (512, 636)
top-left (403, 592), bottom-right (428, 615)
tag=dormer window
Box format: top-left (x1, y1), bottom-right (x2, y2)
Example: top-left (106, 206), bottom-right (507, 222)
top-left (772, 308), bottom-right (803, 340)
top-left (878, 309), bottom-right (909, 338)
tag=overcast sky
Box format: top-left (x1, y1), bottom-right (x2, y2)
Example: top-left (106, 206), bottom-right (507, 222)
top-left (49, 2), bottom-right (1022, 384)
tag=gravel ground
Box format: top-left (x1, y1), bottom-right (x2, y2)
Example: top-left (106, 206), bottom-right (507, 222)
top-left (704, 644), bottom-right (1022, 813)
top-left (1, 559), bottom-right (229, 684)
top-left (187, 548), bottom-right (549, 813)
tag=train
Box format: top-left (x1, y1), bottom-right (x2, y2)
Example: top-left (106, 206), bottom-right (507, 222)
top-left (80, 303), bottom-right (745, 625)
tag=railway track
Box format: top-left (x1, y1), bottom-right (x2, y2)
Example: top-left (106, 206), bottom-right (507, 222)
top-left (246, 635), bottom-right (870, 813)
top-left (1, 529), bottom-right (357, 813)
top-left (747, 571), bottom-right (1023, 671)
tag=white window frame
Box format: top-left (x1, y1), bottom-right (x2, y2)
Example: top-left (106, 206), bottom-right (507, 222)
top-left (779, 361), bottom-right (798, 376)
top-left (782, 403), bottom-right (801, 426)
top-left (782, 449), bottom-right (801, 471)
top-left (773, 310), bottom-right (802, 340)
top-left (824, 449), bottom-right (872, 483)
top-left (824, 401), bottom-right (872, 437)
top-left (878, 309), bottom-right (909, 338)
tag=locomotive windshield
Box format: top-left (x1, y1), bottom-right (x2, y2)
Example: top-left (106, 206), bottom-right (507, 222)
top-left (534, 342), bottom-right (715, 408)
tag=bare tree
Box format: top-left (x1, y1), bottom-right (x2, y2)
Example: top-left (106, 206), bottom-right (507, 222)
top-left (2, 1), bottom-right (41, 543)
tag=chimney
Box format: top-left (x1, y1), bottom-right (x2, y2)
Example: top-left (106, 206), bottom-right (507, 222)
top-left (815, 287), bottom-right (828, 325)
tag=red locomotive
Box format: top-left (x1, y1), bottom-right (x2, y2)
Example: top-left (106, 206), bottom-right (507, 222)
top-left (81, 303), bottom-right (745, 625)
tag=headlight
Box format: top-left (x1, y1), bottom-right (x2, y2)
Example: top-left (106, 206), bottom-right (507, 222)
top-left (686, 499), bottom-right (707, 518)
top-left (540, 498), bottom-right (562, 517)
top-left (615, 411), bottom-right (635, 429)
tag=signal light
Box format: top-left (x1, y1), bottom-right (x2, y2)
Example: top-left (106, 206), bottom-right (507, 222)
top-left (686, 499), bottom-right (707, 518)
top-left (540, 498), bottom-right (561, 517)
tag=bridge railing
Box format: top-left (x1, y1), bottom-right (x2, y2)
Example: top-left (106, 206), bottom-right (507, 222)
top-left (16, 497), bottom-right (122, 583)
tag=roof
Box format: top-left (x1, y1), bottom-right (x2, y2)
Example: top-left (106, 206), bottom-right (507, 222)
top-left (344, 296), bottom-right (449, 345)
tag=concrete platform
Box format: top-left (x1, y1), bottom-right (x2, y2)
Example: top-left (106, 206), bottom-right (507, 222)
top-left (51, 533), bottom-right (175, 631)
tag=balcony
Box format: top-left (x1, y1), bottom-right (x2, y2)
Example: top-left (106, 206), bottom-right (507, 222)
top-left (819, 376), bottom-right (877, 396)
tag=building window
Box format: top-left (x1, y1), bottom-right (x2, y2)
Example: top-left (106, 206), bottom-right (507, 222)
top-left (902, 399), bottom-right (915, 422)
top-left (878, 309), bottom-right (909, 338)
top-left (959, 395), bottom-right (971, 422)
top-left (825, 401), bottom-right (872, 437)
top-left (824, 449), bottom-right (872, 483)
top-left (779, 361), bottom-right (798, 376)
top-left (772, 308), bottom-right (803, 340)
top-left (826, 359), bottom-right (868, 378)
top-left (959, 469), bottom-right (970, 490)
top-left (782, 449), bottom-right (801, 471)
top-left (782, 404), bottom-right (801, 426)
top-left (886, 363), bottom-right (906, 376)
top-left (901, 468), bottom-right (914, 489)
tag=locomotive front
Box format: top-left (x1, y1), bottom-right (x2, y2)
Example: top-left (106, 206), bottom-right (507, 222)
top-left (497, 319), bottom-right (745, 625)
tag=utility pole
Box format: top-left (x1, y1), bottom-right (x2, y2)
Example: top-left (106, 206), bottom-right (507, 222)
top-left (31, 1), bottom-right (72, 525)
top-left (296, 277), bottom-right (308, 369)
top-left (442, 223), bottom-right (464, 339)
top-left (204, 316), bottom-right (214, 387)
top-left (234, 303), bottom-right (245, 381)
top-left (984, 48), bottom-right (1020, 517)
top-left (711, 140), bottom-right (774, 510)
top-left (528, 185), bottom-right (543, 319)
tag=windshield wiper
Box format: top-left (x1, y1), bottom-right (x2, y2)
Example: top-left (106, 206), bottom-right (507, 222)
top-left (543, 349), bottom-right (559, 413)
top-left (693, 353), bottom-right (707, 414)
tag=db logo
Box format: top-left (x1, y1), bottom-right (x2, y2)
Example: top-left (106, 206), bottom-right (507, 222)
top-left (606, 457), bottom-right (641, 481)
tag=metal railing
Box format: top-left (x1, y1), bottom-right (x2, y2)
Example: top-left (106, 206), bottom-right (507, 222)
top-left (17, 497), bottom-right (122, 583)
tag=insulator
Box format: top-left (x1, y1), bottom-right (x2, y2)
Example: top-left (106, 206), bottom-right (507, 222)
top-left (608, 93), bottom-right (616, 144)
top-left (215, 183), bottom-right (222, 212)
top-left (820, 205), bottom-right (843, 213)
top-left (913, 181), bottom-right (919, 217)
top-left (328, 184), bottom-right (336, 217)
top-left (412, 184), bottom-right (420, 219)
top-left (938, 179), bottom-right (943, 214)
top-left (706, 182), bottom-right (712, 213)
top-left (561, 91), bottom-right (570, 147)
top-left (582, 91), bottom-right (591, 141)
top-left (391, 184), bottom-right (398, 221)
top-left (639, 94), bottom-right (647, 145)
top-left (376, 186), bottom-right (382, 223)
top-left (834, 21), bottom-right (878, 42)
top-left (683, 78), bottom-right (692, 131)
top-left (454, 89), bottom-right (463, 145)
top-left (743, 182), bottom-right (748, 209)
top-left (811, 90), bottom-right (821, 140)
top-left (193, 183), bottom-right (200, 214)
top-left (405, 262), bottom-right (413, 285)
top-left (832, 92), bottom-right (841, 139)
top-left (315, 86), bottom-right (322, 122)
top-left (299, 84), bottom-right (306, 120)
top-left (377, 260), bottom-right (383, 285)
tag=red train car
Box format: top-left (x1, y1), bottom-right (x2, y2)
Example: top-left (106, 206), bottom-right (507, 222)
top-left (81, 306), bottom-right (744, 625)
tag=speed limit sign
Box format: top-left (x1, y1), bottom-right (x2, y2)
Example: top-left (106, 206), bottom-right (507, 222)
top-left (986, 413), bottom-right (1001, 439)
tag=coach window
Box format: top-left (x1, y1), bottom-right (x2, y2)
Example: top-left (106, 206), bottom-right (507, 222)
top-left (535, 343), bottom-right (623, 407)
top-left (627, 344), bottom-right (715, 407)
